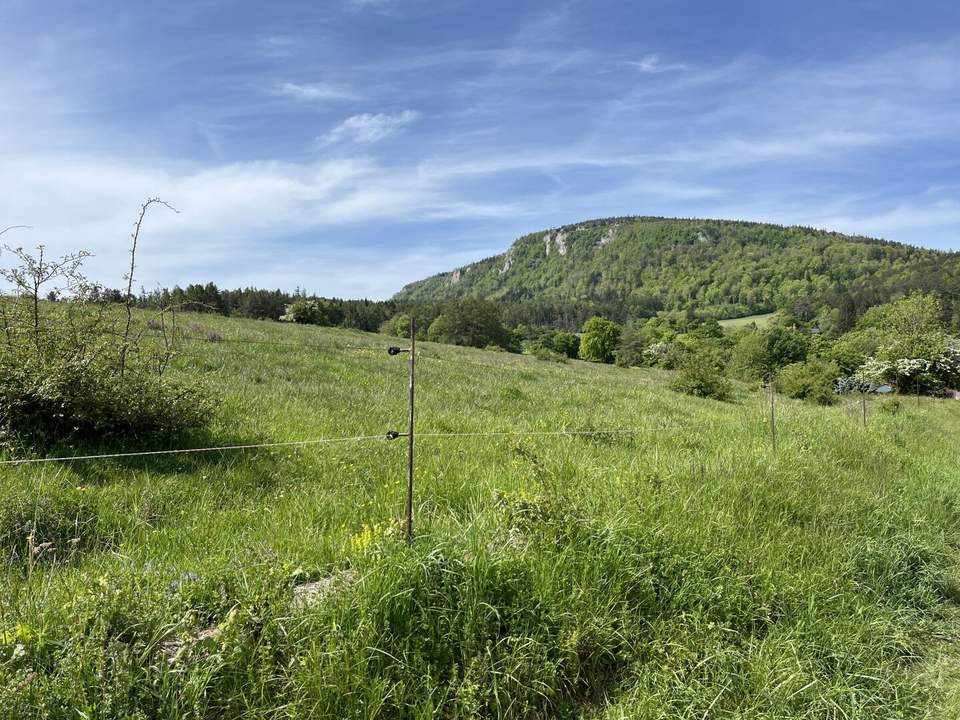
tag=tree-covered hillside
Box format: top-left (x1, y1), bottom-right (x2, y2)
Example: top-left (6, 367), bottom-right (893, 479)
top-left (395, 217), bottom-right (960, 330)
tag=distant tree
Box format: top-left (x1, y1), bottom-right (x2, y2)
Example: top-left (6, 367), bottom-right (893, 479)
top-left (732, 326), bottom-right (809, 380)
top-left (552, 332), bottom-right (580, 359)
top-left (380, 313), bottom-right (413, 338)
top-left (857, 292), bottom-right (946, 361)
top-left (579, 316), bottom-right (622, 363)
top-left (426, 300), bottom-right (514, 349)
top-left (614, 320), bottom-right (648, 367)
top-left (852, 292), bottom-right (954, 391)
top-left (280, 298), bottom-right (344, 326)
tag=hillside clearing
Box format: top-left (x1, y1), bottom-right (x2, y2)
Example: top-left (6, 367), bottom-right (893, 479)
top-left (718, 312), bottom-right (779, 329)
top-left (1, 313), bottom-right (959, 718)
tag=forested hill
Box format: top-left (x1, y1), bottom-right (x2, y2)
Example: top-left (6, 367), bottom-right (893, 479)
top-left (395, 217), bottom-right (960, 329)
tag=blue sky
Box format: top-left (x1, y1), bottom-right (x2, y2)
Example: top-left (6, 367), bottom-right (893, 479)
top-left (2, 0), bottom-right (959, 298)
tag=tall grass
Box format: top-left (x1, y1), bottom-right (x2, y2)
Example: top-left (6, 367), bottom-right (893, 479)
top-left (0, 313), bottom-right (958, 718)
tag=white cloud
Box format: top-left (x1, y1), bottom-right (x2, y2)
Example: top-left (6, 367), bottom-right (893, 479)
top-left (274, 82), bottom-right (357, 102)
top-left (318, 110), bottom-right (420, 146)
top-left (625, 54), bottom-right (687, 74)
top-left (257, 35), bottom-right (297, 58)
top-left (0, 152), bottom-right (516, 296)
top-left (344, 0), bottom-right (405, 14)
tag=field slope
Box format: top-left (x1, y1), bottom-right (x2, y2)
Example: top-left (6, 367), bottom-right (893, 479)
top-left (1, 314), bottom-right (960, 718)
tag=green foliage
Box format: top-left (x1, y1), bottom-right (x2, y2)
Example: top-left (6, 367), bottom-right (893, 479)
top-left (578, 316), bottom-right (621, 363)
top-left (529, 345), bottom-right (568, 363)
top-left (733, 326), bottom-right (810, 380)
top-left (379, 312), bottom-right (411, 338)
top-left (0, 350), bottom-right (211, 450)
top-left (613, 320), bottom-right (647, 367)
top-left (515, 325), bottom-right (580, 360)
top-left (669, 352), bottom-right (733, 400)
top-left (857, 292), bottom-right (944, 344)
top-left (827, 327), bottom-right (883, 374)
top-left (847, 293), bottom-right (959, 392)
top-left (0, 247), bottom-right (212, 452)
top-left (140, 284), bottom-right (397, 328)
top-left (395, 216), bottom-right (960, 329)
top-left (551, 331), bottom-right (580, 359)
top-left (775, 359), bottom-right (840, 405)
top-left (280, 298), bottom-right (345, 326)
top-left (426, 300), bottom-right (516, 350)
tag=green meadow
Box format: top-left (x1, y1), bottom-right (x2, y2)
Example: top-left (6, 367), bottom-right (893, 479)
top-left (2, 313), bottom-right (960, 719)
top-left (717, 313), bottom-right (779, 330)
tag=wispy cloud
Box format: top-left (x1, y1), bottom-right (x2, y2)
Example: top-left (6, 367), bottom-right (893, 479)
top-left (624, 54), bottom-right (687, 74)
top-left (0, 151), bottom-right (517, 296)
top-left (1, 1), bottom-right (958, 298)
top-left (273, 81), bottom-right (357, 102)
top-left (318, 110), bottom-right (420, 146)
top-left (257, 35), bottom-right (297, 58)
top-left (344, 0), bottom-right (402, 14)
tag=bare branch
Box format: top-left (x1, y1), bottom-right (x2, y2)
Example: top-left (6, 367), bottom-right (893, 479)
top-left (0, 225), bottom-right (31, 240)
top-left (120, 197), bottom-right (179, 377)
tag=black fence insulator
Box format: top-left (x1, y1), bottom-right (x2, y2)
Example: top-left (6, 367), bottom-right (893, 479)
top-left (386, 430), bottom-right (402, 440)
top-left (388, 346), bottom-right (408, 356)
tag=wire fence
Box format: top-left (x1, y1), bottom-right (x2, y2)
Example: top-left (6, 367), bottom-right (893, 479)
top-left (0, 329), bottom-right (918, 496)
top-left (0, 428), bottom-right (648, 467)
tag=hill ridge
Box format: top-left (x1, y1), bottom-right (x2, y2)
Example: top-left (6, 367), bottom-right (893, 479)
top-left (395, 216), bottom-right (959, 328)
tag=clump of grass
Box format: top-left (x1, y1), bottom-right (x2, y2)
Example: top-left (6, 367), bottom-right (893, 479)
top-left (0, 489), bottom-right (111, 567)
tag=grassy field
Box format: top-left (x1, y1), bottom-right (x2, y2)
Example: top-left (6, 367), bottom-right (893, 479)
top-left (1, 313), bottom-right (959, 719)
top-left (718, 312), bottom-right (779, 329)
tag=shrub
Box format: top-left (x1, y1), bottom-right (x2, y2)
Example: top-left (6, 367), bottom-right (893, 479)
top-left (775, 359), bottom-right (840, 405)
top-left (530, 345), bottom-right (567, 363)
top-left (0, 352), bottom-right (211, 450)
top-left (379, 313), bottom-right (412, 338)
top-left (551, 332), bottom-right (580, 359)
top-left (834, 375), bottom-right (877, 395)
top-left (732, 326), bottom-right (809, 380)
top-left (669, 353), bottom-right (733, 401)
top-left (880, 398), bottom-right (902, 414)
top-left (426, 300), bottom-right (515, 350)
top-left (614, 321), bottom-right (647, 367)
top-left (280, 298), bottom-right (344, 326)
top-left (579, 316), bottom-right (621, 364)
top-left (0, 206), bottom-right (213, 452)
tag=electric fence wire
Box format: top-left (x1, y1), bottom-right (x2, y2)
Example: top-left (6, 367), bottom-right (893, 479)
top-left (0, 428), bottom-right (646, 467)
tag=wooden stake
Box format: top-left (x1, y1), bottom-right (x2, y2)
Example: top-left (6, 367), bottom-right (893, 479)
top-left (406, 317), bottom-right (416, 546)
top-left (769, 382), bottom-right (777, 453)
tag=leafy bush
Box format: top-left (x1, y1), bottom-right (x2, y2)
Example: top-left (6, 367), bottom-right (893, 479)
top-left (775, 359), bottom-right (840, 405)
top-left (880, 397), bottom-right (902, 414)
top-left (0, 209), bottom-right (213, 452)
top-left (426, 300), bottom-right (516, 350)
top-left (669, 353), bottom-right (733, 401)
top-left (280, 298), bottom-right (345, 326)
top-left (732, 326), bottom-right (809, 380)
top-left (614, 321), bottom-right (647, 367)
top-left (551, 332), bottom-right (580, 359)
top-left (849, 293), bottom-right (958, 392)
top-left (0, 351), bottom-right (211, 450)
top-left (834, 375), bottom-right (876, 395)
top-left (578, 316), bottom-right (621, 363)
top-left (530, 345), bottom-right (568, 363)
